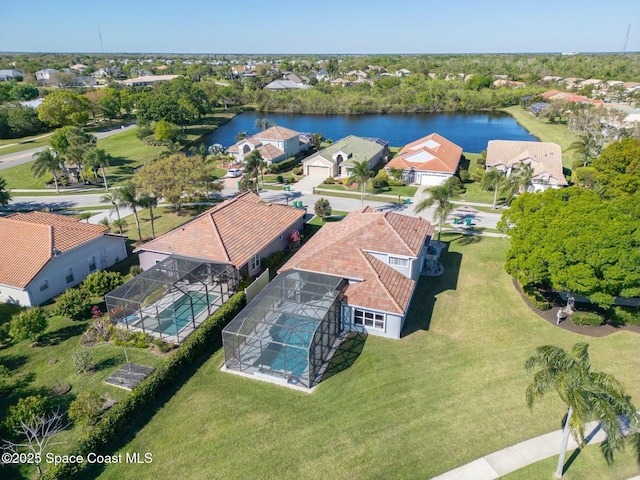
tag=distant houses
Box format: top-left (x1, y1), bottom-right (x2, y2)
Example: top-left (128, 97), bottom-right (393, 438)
top-left (228, 126), bottom-right (311, 165)
top-left (0, 69), bottom-right (24, 81)
top-left (121, 74), bottom-right (179, 87)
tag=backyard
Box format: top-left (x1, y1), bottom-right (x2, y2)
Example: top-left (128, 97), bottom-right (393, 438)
top-left (94, 234), bottom-right (639, 479)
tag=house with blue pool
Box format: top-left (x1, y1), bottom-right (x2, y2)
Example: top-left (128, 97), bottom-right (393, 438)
top-left (222, 207), bottom-right (437, 389)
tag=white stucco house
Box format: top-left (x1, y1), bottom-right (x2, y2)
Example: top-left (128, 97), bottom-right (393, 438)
top-left (0, 212), bottom-right (128, 307)
top-left (279, 207), bottom-right (435, 339)
top-left (227, 126), bottom-right (310, 165)
top-left (485, 140), bottom-right (568, 192)
top-left (35, 69), bottom-right (59, 85)
top-left (385, 133), bottom-right (463, 187)
top-left (0, 69), bottom-right (25, 81)
top-left (302, 135), bottom-right (388, 179)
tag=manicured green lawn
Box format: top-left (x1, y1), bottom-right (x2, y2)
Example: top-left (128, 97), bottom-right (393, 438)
top-left (504, 106), bottom-right (580, 170)
top-left (318, 183), bottom-right (418, 197)
top-left (502, 442), bottom-right (639, 480)
top-left (119, 206), bottom-right (204, 244)
top-left (2, 160), bottom-right (51, 189)
top-left (307, 210), bottom-right (348, 226)
top-left (0, 134), bottom-right (52, 156)
top-left (97, 235), bottom-right (639, 480)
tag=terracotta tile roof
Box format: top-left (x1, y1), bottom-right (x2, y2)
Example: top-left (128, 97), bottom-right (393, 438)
top-left (279, 208), bottom-right (433, 314)
top-left (134, 192), bottom-right (304, 268)
top-left (386, 133), bottom-right (462, 174)
top-left (540, 90), bottom-right (563, 99)
top-left (257, 143), bottom-right (285, 160)
top-left (486, 140), bottom-right (568, 187)
top-left (254, 126), bottom-right (300, 141)
top-left (0, 212), bottom-right (108, 288)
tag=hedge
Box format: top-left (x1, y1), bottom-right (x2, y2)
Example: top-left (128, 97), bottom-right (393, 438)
top-left (612, 306), bottom-right (640, 326)
top-left (520, 283), bottom-right (551, 310)
top-left (269, 157), bottom-right (298, 173)
top-left (42, 292), bottom-right (246, 480)
top-left (570, 311), bottom-right (604, 326)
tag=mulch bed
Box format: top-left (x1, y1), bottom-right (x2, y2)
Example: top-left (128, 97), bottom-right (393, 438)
top-left (512, 278), bottom-right (640, 337)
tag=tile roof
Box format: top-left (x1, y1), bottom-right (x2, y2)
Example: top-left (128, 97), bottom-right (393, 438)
top-left (486, 140), bottom-right (568, 187)
top-left (134, 192), bottom-right (304, 268)
top-left (279, 208), bottom-right (433, 314)
top-left (0, 212), bottom-right (108, 288)
top-left (386, 133), bottom-right (462, 174)
top-left (303, 135), bottom-right (385, 168)
top-left (257, 143), bottom-right (285, 160)
top-left (254, 126), bottom-right (300, 141)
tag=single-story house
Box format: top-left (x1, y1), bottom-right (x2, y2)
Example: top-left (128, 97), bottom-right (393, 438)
top-left (486, 140), bottom-right (568, 192)
top-left (279, 207), bottom-right (435, 340)
top-left (385, 133), bottom-right (463, 186)
top-left (70, 64), bottom-right (89, 72)
top-left (121, 74), bottom-right (179, 87)
top-left (264, 79), bottom-right (311, 90)
top-left (134, 192), bottom-right (304, 278)
top-left (530, 102), bottom-right (549, 114)
top-left (228, 126), bottom-right (310, 164)
top-left (0, 212), bottom-right (127, 307)
top-left (302, 135), bottom-right (388, 179)
top-left (0, 69), bottom-right (25, 81)
top-left (35, 69), bottom-right (59, 85)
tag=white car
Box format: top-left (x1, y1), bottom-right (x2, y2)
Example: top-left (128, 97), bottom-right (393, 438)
top-left (227, 168), bottom-right (242, 178)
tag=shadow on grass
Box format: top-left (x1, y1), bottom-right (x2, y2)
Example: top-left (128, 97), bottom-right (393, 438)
top-left (321, 332), bottom-right (367, 383)
top-left (0, 354), bottom-right (29, 371)
top-left (43, 322), bottom-right (89, 346)
top-left (94, 356), bottom-right (122, 373)
top-left (562, 422), bottom-right (602, 475)
top-left (401, 244), bottom-right (462, 337)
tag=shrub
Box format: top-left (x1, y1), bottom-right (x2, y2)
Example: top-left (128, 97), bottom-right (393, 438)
top-left (322, 177), bottom-right (335, 184)
top-left (276, 175), bottom-right (284, 184)
top-left (612, 306), bottom-right (640, 326)
top-left (42, 292), bottom-right (247, 480)
top-left (371, 173), bottom-right (389, 189)
top-left (571, 311), bottom-right (604, 326)
top-left (262, 251), bottom-right (284, 270)
top-left (477, 158), bottom-right (486, 167)
top-left (314, 198), bottom-right (332, 219)
top-left (5, 395), bottom-right (50, 432)
top-left (459, 168), bottom-right (470, 183)
top-left (292, 166), bottom-right (303, 175)
top-left (129, 265), bottom-right (143, 277)
top-left (9, 307), bottom-right (48, 343)
top-left (68, 391), bottom-right (103, 427)
top-left (72, 347), bottom-right (94, 374)
top-left (81, 270), bottom-right (124, 297)
top-left (388, 179), bottom-right (404, 187)
top-left (269, 157), bottom-right (297, 173)
top-left (53, 288), bottom-right (92, 320)
top-left (0, 322), bottom-right (11, 345)
top-left (520, 284), bottom-right (551, 310)
top-left (135, 124), bottom-right (153, 140)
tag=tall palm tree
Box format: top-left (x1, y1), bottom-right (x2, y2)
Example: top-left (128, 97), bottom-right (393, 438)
top-left (100, 192), bottom-right (121, 222)
top-left (138, 194), bottom-right (158, 239)
top-left (525, 343), bottom-right (639, 479)
top-left (116, 182), bottom-right (142, 241)
top-left (351, 160), bottom-right (372, 207)
top-left (415, 179), bottom-right (455, 241)
top-left (568, 132), bottom-right (603, 168)
top-left (244, 150), bottom-right (262, 194)
top-left (112, 218), bottom-right (128, 235)
top-left (98, 217), bottom-right (112, 232)
top-left (83, 147), bottom-right (111, 190)
top-left (481, 168), bottom-right (505, 209)
top-left (31, 148), bottom-right (62, 193)
top-left (502, 163), bottom-right (534, 205)
top-left (235, 131), bottom-right (249, 142)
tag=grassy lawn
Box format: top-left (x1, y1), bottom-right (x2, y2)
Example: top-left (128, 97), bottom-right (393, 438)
top-left (97, 235), bottom-right (639, 480)
top-left (119, 205), bottom-right (205, 245)
top-left (318, 183), bottom-right (418, 197)
top-left (502, 442), bottom-right (639, 480)
top-left (182, 112), bottom-right (236, 143)
top-left (0, 134), bottom-right (52, 156)
top-left (2, 160), bottom-right (51, 189)
top-left (504, 106), bottom-right (580, 170)
top-left (307, 210), bottom-right (348, 226)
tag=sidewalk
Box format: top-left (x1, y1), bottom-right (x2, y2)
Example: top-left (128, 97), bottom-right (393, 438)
top-left (432, 420), bottom-right (605, 479)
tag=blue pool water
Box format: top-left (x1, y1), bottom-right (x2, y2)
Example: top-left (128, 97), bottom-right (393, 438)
top-left (158, 293), bottom-right (212, 335)
top-left (265, 315), bottom-right (318, 376)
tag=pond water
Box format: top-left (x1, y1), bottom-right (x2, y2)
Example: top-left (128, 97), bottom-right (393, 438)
top-left (203, 110), bottom-right (537, 153)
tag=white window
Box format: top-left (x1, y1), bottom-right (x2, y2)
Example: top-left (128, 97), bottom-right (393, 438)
top-left (39, 280), bottom-right (49, 291)
top-left (64, 267), bottom-right (74, 284)
top-left (354, 309), bottom-right (385, 330)
top-left (389, 256), bottom-right (409, 267)
top-left (88, 256), bottom-right (97, 272)
top-left (250, 253), bottom-right (261, 271)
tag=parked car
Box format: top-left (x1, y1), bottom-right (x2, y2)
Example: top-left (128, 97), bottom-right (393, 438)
top-left (227, 168), bottom-right (242, 178)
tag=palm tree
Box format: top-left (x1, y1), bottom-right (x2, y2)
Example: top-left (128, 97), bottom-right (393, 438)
top-left (502, 163), bottom-right (534, 205)
top-left (138, 194), bottom-right (158, 239)
top-left (235, 131), bottom-right (249, 142)
top-left (116, 182), bottom-right (142, 241)
top-left (255, 118), bottom-right (276, 131)
top-left (76, 212), bottom-right (92, 223)
top-left (244, 150), bottom-right (262, 194)
top-left (160, 141), bottom-right (182, 159)
top-left (83, 147), bottom-right (111, 190)
top-left (258, 159), bottom-right (268, 186)
top-left (351, 160), bottom-right (372, 207)
top-left (481, 168), bottom-right (505, 209)
top-left (525, 343), bottom-right (639, 479)
top-left (100, 192), bottom-right (121, 222)
top-left (98, 217), bottom-right (112, 232)
top-left (415, 179), bottom-right (456, 241)
top-left (112, 218), bottom-right (128, 235)
top-left (31, 148), bottom-right (62, 193)
top-left (189, 144), bottom-right (212, 197)
top-left (568, 132), bottom-right (603, 168)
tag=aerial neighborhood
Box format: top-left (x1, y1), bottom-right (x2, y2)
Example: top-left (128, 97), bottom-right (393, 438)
top-left (0, 25), bottom-right (639, 480)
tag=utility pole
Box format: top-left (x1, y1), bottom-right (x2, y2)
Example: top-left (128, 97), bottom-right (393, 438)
top-left (622, 24), bottom-right (631, 54)
top-left (98, 28), bottom-right (105, 54)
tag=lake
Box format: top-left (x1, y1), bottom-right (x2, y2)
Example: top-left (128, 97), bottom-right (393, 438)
top-left (203, 111), bottom-right (537, 153)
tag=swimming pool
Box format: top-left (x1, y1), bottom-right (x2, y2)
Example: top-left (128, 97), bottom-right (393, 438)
top-left (259, 315), bottom-right (319, 377)
top-left (158, 292), bottom-right (213, 335)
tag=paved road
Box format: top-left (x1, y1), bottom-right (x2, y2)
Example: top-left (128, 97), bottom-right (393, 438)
top-left (0, 124), bottom-right (137, 170)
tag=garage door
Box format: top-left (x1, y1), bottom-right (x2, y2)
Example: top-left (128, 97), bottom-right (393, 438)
top-left (307, 165), bottom-right (330, 178)
top-left (420, 174), bottom-right (448, 186)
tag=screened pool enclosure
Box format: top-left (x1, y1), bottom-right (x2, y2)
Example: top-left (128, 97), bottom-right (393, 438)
top-left (222, 270), bottom-right (345, 389)
top-left (106, 256), bottom-right (238, 343)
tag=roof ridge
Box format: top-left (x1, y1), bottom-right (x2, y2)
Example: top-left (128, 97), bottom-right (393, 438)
top-left (208, 213), bottom-right (231, 263)
top-left (381, 213), bottom-right (416, 255)
top-left (360, 251), bottom-right (404, 313)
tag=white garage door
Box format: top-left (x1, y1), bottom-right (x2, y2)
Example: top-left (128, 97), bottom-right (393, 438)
top-left (307, 165), bottom-right (330, 178)
top-left (420, 174), bottom-right (449, 186)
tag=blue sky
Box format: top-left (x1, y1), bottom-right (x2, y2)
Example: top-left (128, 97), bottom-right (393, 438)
top-left (2, 0), bottom-right (639, 54)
